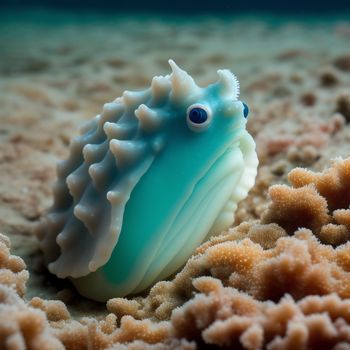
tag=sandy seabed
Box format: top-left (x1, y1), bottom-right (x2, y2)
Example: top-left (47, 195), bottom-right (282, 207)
top-left (1, 11), bottom-right (350, 349)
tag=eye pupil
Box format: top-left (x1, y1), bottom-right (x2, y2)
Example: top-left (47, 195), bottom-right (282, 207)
top-left (189, 107), bottom-right (208, 124)
top-left (243, 103), bottom-right (249, 119)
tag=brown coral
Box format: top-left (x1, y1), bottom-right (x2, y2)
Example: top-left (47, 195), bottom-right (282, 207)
top-left (288, 158), bottom-right (350, 212)
top-left (172, 277), bottom-right (350, 350)
top-left (0, 285), bottom-right (64, 350)
top-left (261, 184), bottom-right (330, 235)
top-left (260, 158), bottom-right (350, 246)
top-left (51, 315), bottom-right (171, 350)
top-left (0, 233), bottom-right (28, 297)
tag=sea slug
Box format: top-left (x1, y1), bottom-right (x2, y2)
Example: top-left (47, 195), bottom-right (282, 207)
top-left (37, 60), bottom-right (258, 301)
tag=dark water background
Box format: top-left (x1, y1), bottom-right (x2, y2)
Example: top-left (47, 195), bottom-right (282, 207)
top-left (1, 0), bottom-right (350, 13)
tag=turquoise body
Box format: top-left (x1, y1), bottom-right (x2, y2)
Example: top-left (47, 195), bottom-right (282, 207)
top-left (38, 60), bottom-right (258, 301)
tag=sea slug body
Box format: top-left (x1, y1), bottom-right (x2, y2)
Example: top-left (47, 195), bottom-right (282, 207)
top-left (37, 60), bottom-right (258, 301)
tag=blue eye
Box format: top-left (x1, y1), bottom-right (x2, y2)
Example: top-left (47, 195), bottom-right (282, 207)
top-left (189, 107), bottom-right (208, 124)
top-left (243, 103), bottom-right (249, 119)
top-left (186, 104), bottom-right (212, 132)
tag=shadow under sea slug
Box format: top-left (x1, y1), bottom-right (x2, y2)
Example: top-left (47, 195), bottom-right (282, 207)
top-left (36, 60), bottom-right (259, 301)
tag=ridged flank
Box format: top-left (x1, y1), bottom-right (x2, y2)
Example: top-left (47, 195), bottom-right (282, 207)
top-left (37, 59), bottom-right (247, 281)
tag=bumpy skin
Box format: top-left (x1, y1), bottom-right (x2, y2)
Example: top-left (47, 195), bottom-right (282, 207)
top-left (37, 60), bottom-right (258, 301)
